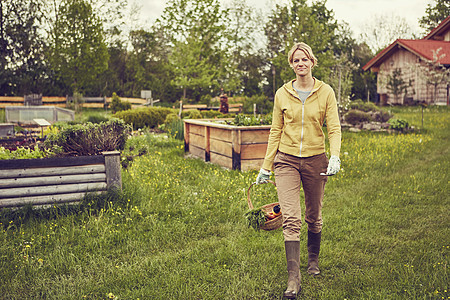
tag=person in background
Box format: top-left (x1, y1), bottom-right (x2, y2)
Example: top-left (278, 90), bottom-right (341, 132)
top-left (219, 93), bottom-right (229, 114)
top-left (255, 42), bottom-right (341, 299)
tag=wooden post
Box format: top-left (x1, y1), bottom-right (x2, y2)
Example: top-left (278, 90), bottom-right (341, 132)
top-left (232, 129), bottom-right (241, 170)
top-left (205, 126), bottom-right (210, 162)
top-left (184, 121), bottom-right (190, 152)
top-left (103, 151), bottom-right (122, 190)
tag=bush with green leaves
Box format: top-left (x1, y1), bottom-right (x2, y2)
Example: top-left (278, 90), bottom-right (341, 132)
top-left (114, 107), bottom-right (175, 130)
top-left (388, 118), bottom-right (410, 132)
top-left (370, 110), bottom-right (393, 123)
top-left (350, 99), bottom-right (379, 112)
top-left (87, 114), bottom-right (109, 124)
top-left (44, 118), bottom-right (131, 156)
top-left (0, 145), bottom-right (52, 160)
top-left (181, 109), bottom-right (202, 119)
top-left (344, 109), bottom-right (372, 125)
top-left (111, 92), bottom-right (131, 114)
top-left (200, 110), bottom-right (225, 119)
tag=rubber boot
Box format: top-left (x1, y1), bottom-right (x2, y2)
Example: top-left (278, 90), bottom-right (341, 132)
top-left (283, 241), bottom-right (301, 299)
top-left (307, 231), bottom-right (321, 275)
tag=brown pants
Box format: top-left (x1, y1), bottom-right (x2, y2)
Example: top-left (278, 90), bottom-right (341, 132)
top-left (274, 152), bottom-right (328, 241)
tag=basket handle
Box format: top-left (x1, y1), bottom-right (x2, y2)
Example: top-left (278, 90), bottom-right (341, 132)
top-left (247, 180), bottom-right (277, 210)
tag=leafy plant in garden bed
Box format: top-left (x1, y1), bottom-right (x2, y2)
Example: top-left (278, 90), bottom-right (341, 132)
top-left (44, 118), bottom-right (131, 156)
top-left (226, 114), bottom-right (272, 126)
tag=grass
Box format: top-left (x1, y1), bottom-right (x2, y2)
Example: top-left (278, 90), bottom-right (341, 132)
top-left (0, 106), bottom-right (449, 299)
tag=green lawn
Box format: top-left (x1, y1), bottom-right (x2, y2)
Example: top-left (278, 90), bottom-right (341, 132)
top-left (0, 107), bottom-right (448, 299)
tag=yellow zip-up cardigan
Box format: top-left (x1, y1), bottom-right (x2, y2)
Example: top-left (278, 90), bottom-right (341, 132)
top-left (262, 78), bottom-right (341, 171)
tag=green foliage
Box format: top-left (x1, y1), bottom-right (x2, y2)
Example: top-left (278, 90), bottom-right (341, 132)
top-left (110, 92), bottom-right (131, 114)
top-left (243, 94), bottom-right (273, 115)
top-left (114, 107), bottom-right (175, 130)
top-left (164, 113), bottom-right (180, 124)
top-left (159, 0), bottom-right (227, 99)
top-left (46, 0), bottom-right (109, 94)
top-left (181, 109), bottom-right (202, 119)
top-left (67, 91), bottom-right (85, 112)
top-left (161, 113), bottom-right (184, 140)
top-left (419, 0), bottom-right (450, 31)
top-left (86, 114), bottom-right (109, 124)
top-left (0, 145), bottom-right (51, 160)
top-left (44, 118), bottom-right (131, 156)
top-left (228, 114), bottom-right (272, 126)
top-left (244, 208), bottom-right (266, 231)
top-left (200, 110), bottom-right (225, 119)
top-left (388, 118), bottom-right (410, 132)
top-left (344, 109), bottom-right (372, 125)
top-left (350, 99), bottom-right (379, 112)
top-left (265, 0), bottom-right (338, 88)
top-left (386, 68), bottom-right (410, 103)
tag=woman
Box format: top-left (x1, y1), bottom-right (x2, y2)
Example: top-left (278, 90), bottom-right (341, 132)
top-left (256, 42), bottom-right (341, 299)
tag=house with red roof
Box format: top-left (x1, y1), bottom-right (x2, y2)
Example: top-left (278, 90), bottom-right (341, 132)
top-left (363, 16), bottom-right (450, 105)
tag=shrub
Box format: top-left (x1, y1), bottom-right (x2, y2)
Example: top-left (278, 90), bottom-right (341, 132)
top-left (44, 118), bottom-right (131, 156)
top-left (87, 114), bottom-right (109, 124)
top-left (181, 109), bottom-right (202, 119)
top-left (388, 118), bottom-right (409, 132)
top-left (165, 113), bottom-right (180, 124)
top-left (344, 109), bottom-right (372, 125)
top-left (201, 110), bottom-right (225, 119)
top-left (350, 100), bottom-right (379, 112)
top-left (370, 110), bottom-right (393, 123)
top-left (111, 92), bottom-right (131, 114)
top-left (114, 107), bottom-right (174, 130)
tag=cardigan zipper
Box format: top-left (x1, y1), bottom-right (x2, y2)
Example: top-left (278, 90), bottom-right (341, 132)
top-left (300, 101), bottom-right (305, 156)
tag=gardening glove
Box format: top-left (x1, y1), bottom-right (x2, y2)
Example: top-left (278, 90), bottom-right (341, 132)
top-left (326, 155), bottom-right (341, 176)
top-left (255, 168), bottom-right (271, 184)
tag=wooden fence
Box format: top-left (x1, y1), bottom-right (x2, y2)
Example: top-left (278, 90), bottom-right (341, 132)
top-left (0, 96), bottom-right (147, 109)
top-left (0, 151), bottom-right (121, 208)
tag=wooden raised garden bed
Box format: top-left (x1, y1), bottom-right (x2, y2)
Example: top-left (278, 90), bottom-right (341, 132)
top-left (183, 119), bottom-right (271, 171)
top-left (0, 151), bottom-right (121, 208)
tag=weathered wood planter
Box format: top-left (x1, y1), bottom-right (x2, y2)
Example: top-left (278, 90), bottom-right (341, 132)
top-left (183, 119), bottom-right (271, 171)
top-left (0, 151), bottom-right (121, 208)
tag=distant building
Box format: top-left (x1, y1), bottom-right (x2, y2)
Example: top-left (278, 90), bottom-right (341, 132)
top-left (363, 16), bottom-right (450, 105)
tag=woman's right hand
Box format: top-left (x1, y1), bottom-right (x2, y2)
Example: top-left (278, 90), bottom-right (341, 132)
top-left (255, 168), bottom-right (271, 184)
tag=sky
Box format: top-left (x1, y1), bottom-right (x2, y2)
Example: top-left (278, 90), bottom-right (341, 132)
top-left (131, 0), bottom-right (433, 39)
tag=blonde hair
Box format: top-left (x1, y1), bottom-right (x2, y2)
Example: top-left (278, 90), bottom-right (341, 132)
top-left (288, 42), bottom-right (318, 68)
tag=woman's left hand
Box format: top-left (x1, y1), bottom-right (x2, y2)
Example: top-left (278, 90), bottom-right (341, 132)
top-left (326, 156), bottom-right (341, 175)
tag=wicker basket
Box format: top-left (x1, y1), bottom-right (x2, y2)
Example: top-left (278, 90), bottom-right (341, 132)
top-left (246, 180), bottom-right (283, 231)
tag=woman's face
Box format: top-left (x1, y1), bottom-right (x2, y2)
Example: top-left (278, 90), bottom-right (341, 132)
top-left (291, 50), bottom-right (313, 77)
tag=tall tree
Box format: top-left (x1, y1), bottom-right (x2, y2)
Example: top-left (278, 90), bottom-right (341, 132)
top-left (46, 0), bottom-right (109, 95)
top-left (0, 0), bottom-right (47, 96)
top-left (156, 0), bottom-right (228, 101)
top-left (419, 0), bottom-right (450, 32)
top-left (223, 0), bottom-right (264, 95)
top-left (264, 0), bottom-right (338, 97)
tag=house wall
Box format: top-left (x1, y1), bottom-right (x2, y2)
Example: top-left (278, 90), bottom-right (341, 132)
top-left (377, 49), bottom-right (449, 105)
top-left (444, 31), bottom-right (450, 41)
